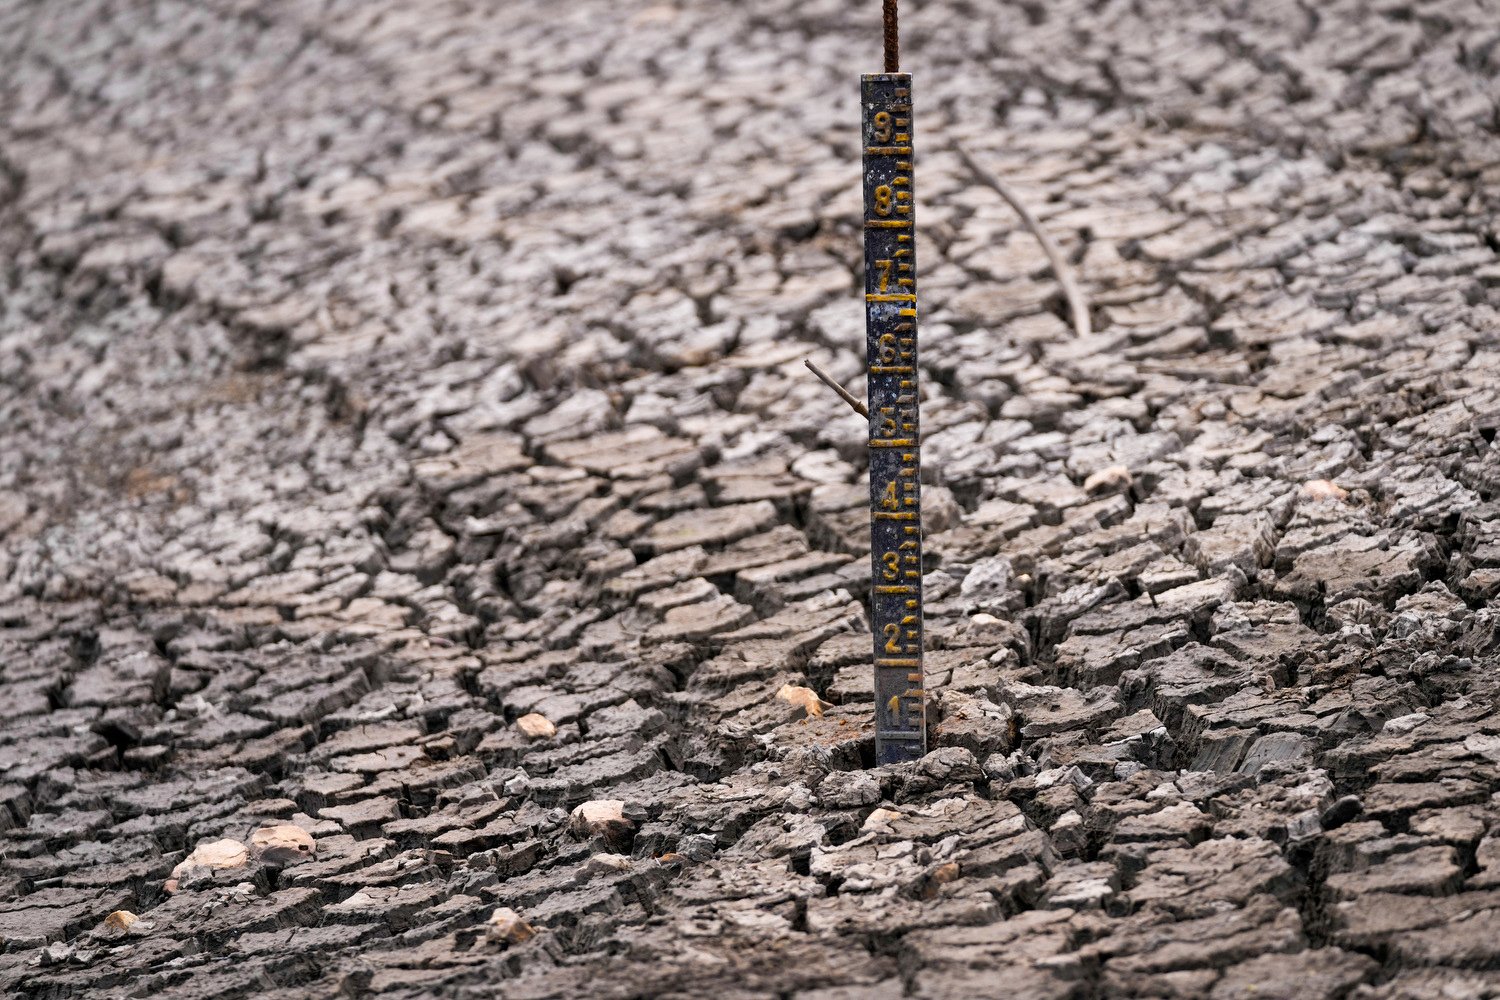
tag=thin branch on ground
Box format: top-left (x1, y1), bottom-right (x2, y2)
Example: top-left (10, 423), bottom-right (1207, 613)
top-left (952, 140), bottom-right (1092, 338)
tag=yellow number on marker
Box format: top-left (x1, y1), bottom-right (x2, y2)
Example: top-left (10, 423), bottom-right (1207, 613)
top-left (873, 185), bottom-right (893, 216)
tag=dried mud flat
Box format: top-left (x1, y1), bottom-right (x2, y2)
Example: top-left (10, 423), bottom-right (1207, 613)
top-left (3, 0), bottom-right (1500, 997)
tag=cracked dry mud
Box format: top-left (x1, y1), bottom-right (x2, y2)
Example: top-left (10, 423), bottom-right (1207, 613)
top-left (3, 0), bottom-right (1500, 997)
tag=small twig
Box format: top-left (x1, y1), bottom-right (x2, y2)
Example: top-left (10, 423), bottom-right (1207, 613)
top-left (952, 140), bottom-right (1091, 338)
top-left (804, 359), bottom-right (869, 418)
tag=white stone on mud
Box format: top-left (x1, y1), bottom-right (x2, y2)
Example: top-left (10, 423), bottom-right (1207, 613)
top-left (776, 683), bottom-right (831, 718)
top-left (487, 907), bottom-right (536, 945)
top-left (249, 824), bottom-right (317, 864)
top-left (863, 807), bottom-right (904, 831)
top-left (586, 852), bottom-right (633, 874)
top-left (166, 838), bottom-right (249, 893)
top-left (1302, 478), bottom-right (1349, 502)
top-left (1084, 464), bottom-right (1132, 495)
top-left (98, 910), bottom-right (138, 937)
top-left (516, 713), bottom-right (557, 739)
top-left (569, 799), bottom-right (632, 840)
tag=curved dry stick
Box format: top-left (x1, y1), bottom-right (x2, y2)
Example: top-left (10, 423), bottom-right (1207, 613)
top-left (952, 141), bottom-right (1091, 338)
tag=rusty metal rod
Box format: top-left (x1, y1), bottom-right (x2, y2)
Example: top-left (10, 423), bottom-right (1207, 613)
top-left (883, 0), bottom-right (899, 72)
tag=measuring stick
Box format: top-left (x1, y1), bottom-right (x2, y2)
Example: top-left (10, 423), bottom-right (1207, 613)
top-left (862, 72), bottom-right (926, 764)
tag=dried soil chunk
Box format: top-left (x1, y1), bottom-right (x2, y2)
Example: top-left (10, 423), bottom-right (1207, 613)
top-left (641, 502), bottom-right (778, 555)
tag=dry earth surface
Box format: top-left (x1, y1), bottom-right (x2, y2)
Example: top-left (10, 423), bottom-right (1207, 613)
top-left (4, 0), bottom-right (1500, 996)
